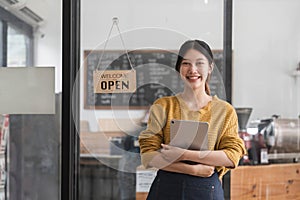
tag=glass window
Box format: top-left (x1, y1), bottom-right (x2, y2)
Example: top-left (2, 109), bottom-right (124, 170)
top-left (0, 20), bottom-right (3, 66)
top-left (7, 25), bottom-right (28, 67)
top-left (0, 1), bottom-right (62, 199)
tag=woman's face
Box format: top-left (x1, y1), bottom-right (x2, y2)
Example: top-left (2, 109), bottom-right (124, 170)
top-left (179, 49), bottom-right (213, 90)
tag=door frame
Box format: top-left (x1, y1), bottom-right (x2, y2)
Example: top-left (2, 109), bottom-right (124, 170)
top-left (61, 0), bottom-right (233, 199)
top-left (62, 0), bottom-right (80, 199)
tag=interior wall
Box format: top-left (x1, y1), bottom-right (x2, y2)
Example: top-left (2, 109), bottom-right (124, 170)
top-left (32, 0), bottom-right (62, 93)
top-left (233, 0), bottom-right (300, 122)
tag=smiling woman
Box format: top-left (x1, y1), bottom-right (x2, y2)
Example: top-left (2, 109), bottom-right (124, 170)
top-left (138, 40), bottom-right (246, 200)
top-left (175, 40), bottom-right (214, 97)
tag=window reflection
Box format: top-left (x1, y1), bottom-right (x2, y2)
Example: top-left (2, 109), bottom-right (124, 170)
top-left (7, 25), bottom-right (28, 67)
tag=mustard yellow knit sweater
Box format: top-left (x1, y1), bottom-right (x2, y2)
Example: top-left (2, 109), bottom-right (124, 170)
top-left (138, 94), bottom-right (247, 179)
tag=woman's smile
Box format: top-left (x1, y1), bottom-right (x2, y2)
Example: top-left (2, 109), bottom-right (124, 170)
top-left (186, 75), bottom-right (201, 80)
top-left (186, 74), bottom-right (202, 81)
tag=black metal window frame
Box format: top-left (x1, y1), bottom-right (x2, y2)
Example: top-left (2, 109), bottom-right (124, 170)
top-left (0, 6), bottom-right (34, 67)
top-left (61, 0), bottom-right (232, 199)
top-left (62, 0), bottom-right (80, 200)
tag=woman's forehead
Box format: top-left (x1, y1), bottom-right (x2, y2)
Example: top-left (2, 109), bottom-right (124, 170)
top-left (183, 49), bottom-right (207, 60)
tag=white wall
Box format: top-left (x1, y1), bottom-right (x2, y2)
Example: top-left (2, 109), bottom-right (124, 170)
top-left (31, 0), bottom-right (62, 93)
top-left (233, 0), bottom-right (300, 122)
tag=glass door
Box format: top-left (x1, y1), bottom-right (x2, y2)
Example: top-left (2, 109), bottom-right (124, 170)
top-left (79, 1), bottom-right (225, 199)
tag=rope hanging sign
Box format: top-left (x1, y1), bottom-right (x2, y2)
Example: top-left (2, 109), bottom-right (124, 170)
top-left (93, 17), bottom-right (136, 93)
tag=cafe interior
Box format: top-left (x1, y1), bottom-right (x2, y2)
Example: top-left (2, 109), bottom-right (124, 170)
top-left (0, 0), bottom-right (299, 199)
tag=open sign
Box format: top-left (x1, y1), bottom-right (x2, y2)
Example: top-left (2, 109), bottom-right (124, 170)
top-left (93, 70), bottom-right (136, 93)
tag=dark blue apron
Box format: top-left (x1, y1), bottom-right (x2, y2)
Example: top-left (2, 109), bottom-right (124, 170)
top-left (146, 170), bottom-right (224, 200)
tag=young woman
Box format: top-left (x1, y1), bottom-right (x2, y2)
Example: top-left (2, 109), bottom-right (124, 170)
top-left (138, 40), bottom-right (246, 200)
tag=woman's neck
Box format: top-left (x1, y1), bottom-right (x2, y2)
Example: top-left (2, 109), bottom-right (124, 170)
top-left (180, 88), bottom-right (212, 111)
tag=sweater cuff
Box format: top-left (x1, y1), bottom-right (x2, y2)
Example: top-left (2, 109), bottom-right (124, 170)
top-left (141, 151), bottom-right (160, 168)
top-left (223, 149), bottom-right (242, 168)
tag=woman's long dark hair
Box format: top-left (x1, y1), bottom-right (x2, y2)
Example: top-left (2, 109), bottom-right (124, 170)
top-left (175, 40), bottom-right (214, 95)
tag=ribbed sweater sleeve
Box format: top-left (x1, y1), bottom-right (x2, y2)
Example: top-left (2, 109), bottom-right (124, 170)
top-left (213, 103), bottom-right (247, 178)
top-left (215, 105), bottom-right (247, 168)
top-left (138, 98), bottom-right (168, 168)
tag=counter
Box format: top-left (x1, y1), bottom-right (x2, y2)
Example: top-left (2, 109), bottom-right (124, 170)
top-left (80, 155), bottom-right (121, 200)
top-left (80, 130), bottom-right (139, 200)
top-left (231, 163), bottom-right (300, 200)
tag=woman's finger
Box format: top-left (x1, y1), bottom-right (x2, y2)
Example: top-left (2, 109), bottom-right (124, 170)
top-left (161, 144), bottom-right (170, 149)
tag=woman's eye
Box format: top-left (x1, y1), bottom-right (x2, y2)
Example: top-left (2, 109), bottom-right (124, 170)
top-left (181, 62), bottom-right (190, 66)
top-left (196, 62), bottom-right (205, 66)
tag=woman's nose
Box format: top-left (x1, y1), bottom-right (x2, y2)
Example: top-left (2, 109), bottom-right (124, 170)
top-left (190, 63), bottom-right (198, 71)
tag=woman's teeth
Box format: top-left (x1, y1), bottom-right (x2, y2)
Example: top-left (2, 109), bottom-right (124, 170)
top-left (187, 76), bottom-right (201, 80)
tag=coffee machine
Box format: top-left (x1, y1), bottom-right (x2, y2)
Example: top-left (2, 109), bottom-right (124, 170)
top-left (236, 108), bottom-right (269, 165)
top-left (260, 117), bottom-right (300, 163)
top-left (235, 108), bottom-right (254, 164)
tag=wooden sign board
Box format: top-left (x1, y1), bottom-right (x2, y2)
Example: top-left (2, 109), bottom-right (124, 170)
top-left (93, 70), bottom-right (136, 93)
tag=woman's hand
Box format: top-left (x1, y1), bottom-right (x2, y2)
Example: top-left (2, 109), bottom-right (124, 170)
top-left (191, 164), bottom-right (215, 177)
top-left (160, 144), bottom-right (186, 163)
